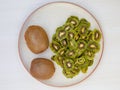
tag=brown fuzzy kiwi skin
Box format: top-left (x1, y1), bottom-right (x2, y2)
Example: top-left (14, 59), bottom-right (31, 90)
top-left (30, 58), bottom-right (55, 80)
top-left (24, 25), bottom-right (49, 54)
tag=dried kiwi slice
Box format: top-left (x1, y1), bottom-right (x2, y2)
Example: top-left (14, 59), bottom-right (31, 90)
top-left (56, 29), bottom-right (67, 40)
top-left (57, 48), bottom-right (66, 56)
top-left (92, 29), bottom-right (102, 42)
top-left (52, 34), bottom-right (59, 42)
top-left (87, 30), bottom-right (93, 41)
top-left (52, 34), bottom-right (56, 40)
top-left (80, 35), bottom-right (87, 40)
top-left (62, 69), bottom-right (74, 78)
top-left (81, 59), bottom-right (89, 73)
top-left (63, 59), bottom-right (74, 70)
top-left (79, 18), bottom-right (90, 29)
top-left (84, 50), bottom-right (95, 60)
top-left (74, 63), bottom-right (81, 71)
top-left (66, 50), bottom-right (77, 58)
top-left (88, 60), bottom-right (94, 66)
top-left (66, 16), bottom-right (79, 28)
top-left (80, 27), bottom-right (88, 35)
top-left (78, 40), bottom-right (87, 50)
top-left (50, 41), bottom-right (60, 53)
top-left (63, 68), bottom-right (79, 78)
top-left (67, 30), bottom-right (77, 40)
top-left (81, 67), bottom-right (88, 73)
top-left (63, 58), bottom-right (80, 78)
top-left (76, 26), bottom-right (88, 36)
top-left (87, 41), bottom-right (100, 53)
top-left (63, 23), bottom-right (74, 31)
top-left (74, 33), bottom-right (80, 41)
top-left (56, 26), bottom-right (63, 32)
top-left (61, 39), bottom-right (67, 47)
top-left (81, 59), bottom-right (89, 68)
top-left (76, 49), bottom-right (84, 57)
top-left (76, 40), bottom-right (87, 56)
top-left (75, 56), bottom-right (86, 65)
top-left (80, 18), bottom-right (88, 23)
top-left (68, 32), bottom-right (74, 39)
top-left (70, 68), bottom-right (80, 76)
top-left (75, 20), bottom-right (89, 38)
top-left (87, 29), bottom-right (92, 35)
top-left (68, 39), bottom-right (78, 49)
top-left (51, 55), bottom-right (64, 67)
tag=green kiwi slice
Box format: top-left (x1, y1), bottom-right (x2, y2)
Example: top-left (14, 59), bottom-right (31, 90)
top-left (78, 40), bottom-right (87, 50)
top-left (52, 34), bottom-right (57, 40)
top-left (81, 67), bottom-right (88, 73)
top-left (51, 55), bottom-right (64, 67)
top-left (50, 41), bottom-right (60, 53)
top-left (74, 63), bottom-right (81, 72)
top-left (92, 29), bottom-right (102, 42)
top-left (68, 39), bottom-right (77, 49)
top-left (62, 69), bottom-right (74, 78)
top-left (76, 26), bottom-right (88, 36)
top-left (56, 29), bottom-right (67, 40)
top-left (81, 59), bottom-right (89, 73)
top-left (75, 40), bottom-right (87, 56)
top-left (79, 18), bottom-right (90, 29)
top-left (56, 26), bottom-right (63, 32)
top-left (63, 23), bottom-right (74, 31)
top-left (84, 50), bottom-right (95, 60)
top-left (66, 50), bottom-right (77, 58)
top-left (74, 33), bottom-right (80, 41)
top-left (67, 30), bottom-right (76, 40)
top-left (63, 59), bottom-right (74, 70)
top-left (80, 27), bottom-right (87, 34)
top-left (75, 56), bottom-right (86, 65)
top-left (52, 34), bottom-right (60, 43)
top-left (61, 39), bottom-right (67, 47)
top-left (57, 48), bottom-right (66, 56)
top-left (81, 59), bottom-right (89, 68)
top-left (88, 60), bottom-right (94, 66)
top-left (80, 35), bottom-right (87, 40)
top-left (87, 41), bottom-right (100, 53)
top-left (87, 30), bottom-right (93, 41)
top-left (66, 16), bottom-right (79, 28)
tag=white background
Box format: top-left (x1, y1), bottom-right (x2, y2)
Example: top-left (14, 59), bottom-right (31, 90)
top-left (0, 0), bottom-right (120, 90)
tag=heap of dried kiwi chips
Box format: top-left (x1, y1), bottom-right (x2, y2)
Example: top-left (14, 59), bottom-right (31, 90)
top-left (50, 16), bottom-right (102, 78)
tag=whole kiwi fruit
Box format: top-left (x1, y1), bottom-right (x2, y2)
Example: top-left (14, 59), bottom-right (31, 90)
top-left (24, 25), bottom-right (49, 54)
top-left (30, 58), bottom-right (55, 80)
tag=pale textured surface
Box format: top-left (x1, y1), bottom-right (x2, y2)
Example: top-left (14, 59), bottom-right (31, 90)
top-left (0, 0), bottom-right (120, 90)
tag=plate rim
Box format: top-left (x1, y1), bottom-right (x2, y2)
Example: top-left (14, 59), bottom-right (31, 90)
top-left (18, 1), bottom-right (104, 87)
